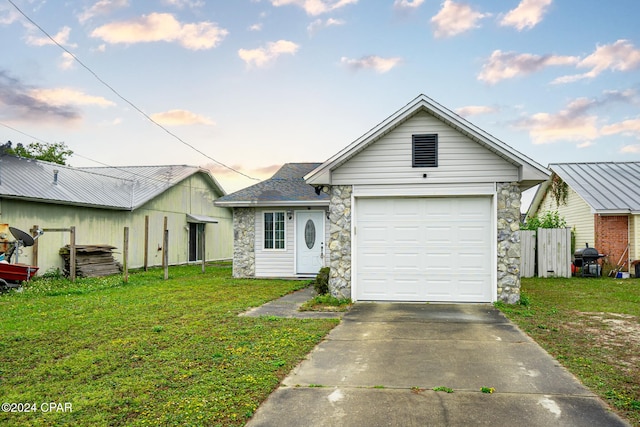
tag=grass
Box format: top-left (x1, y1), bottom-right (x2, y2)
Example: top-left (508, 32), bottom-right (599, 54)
top-left (298, 294), bottom-right (352, 312)
top-left (496, 276), bottom-right (640, 426)
top-left (0, 263), bottom-right (339, 426)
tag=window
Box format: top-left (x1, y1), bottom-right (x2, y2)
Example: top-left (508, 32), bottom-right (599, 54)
top-left (412, 134), bottom-right (438, 167)
top-left (264, 212), bottom-right (285, 249)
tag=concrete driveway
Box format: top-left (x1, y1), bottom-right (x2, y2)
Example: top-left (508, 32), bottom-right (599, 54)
top-left (246, 302), bottom-right (628, 426)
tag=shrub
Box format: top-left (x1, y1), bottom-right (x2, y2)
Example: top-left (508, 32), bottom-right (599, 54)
top-left (521, 211), bottom-right (566, 230)
top-left (313, 267), bottom-right (330, 295)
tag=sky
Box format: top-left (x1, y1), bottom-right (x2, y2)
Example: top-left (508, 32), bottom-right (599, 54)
top-left (1, 0), bottom-right (639, 210)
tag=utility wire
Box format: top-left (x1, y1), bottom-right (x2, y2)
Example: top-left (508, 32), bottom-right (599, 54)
top-left (0, 120), bottom-right (235, 190)
top-left (6, 0), bottom-right (259, 182)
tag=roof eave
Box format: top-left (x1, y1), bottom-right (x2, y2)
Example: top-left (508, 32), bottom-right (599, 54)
top-left (0, 194), bottom-right (131, 210)
top-left (306, 94), bottom-right (550, 186)
top-left (214, 200), bottom-right (329, 208)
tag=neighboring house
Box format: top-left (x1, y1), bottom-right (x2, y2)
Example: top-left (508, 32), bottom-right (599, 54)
top-left (0, 155), bottom-right (232, 274)
top-left (222, 94), bottom-right (550, 303)
top-left (527, 162), bottom-right (640, 274)
top-left (215, 163), bottom-right (330, 278)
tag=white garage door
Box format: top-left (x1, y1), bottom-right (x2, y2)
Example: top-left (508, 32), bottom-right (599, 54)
top-left (355, 197), bottom-right (493, 302)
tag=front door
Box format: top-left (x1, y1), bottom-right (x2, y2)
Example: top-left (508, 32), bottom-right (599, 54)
top-left (296, 211), bottom-right (324, 275)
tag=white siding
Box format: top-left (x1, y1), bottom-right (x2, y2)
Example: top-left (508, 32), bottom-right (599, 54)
top-left (254, 207), bottom-right (329, 277)
top-left (537, 186), bottom-right (594, 250)
top-left (331, 111), bottom-right (519, 186)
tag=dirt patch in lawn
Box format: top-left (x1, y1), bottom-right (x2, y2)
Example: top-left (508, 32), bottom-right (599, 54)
top-left (567, 312), bottom-right (640, 377)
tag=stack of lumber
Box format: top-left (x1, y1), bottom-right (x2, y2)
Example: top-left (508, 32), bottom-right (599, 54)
top-left (59, 245), bottom-right (122, 278)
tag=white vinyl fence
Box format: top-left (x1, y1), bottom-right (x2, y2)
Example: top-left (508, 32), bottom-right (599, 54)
top-left (520, 228), bottom-right (572, 278)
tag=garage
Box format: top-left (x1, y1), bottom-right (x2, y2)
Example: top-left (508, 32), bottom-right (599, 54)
top-left (305, 95), bottom-right (551, 303)
top-left (355, 196), bottom-right (493, 302)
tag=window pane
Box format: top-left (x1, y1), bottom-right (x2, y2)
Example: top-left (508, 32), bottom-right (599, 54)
top-left (264, 212), bottom-right (274, 249)
top-left (275, 212), bottom-right (285, 249)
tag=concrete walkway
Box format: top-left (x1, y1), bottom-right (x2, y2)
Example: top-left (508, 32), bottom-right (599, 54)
top-left (240, 286), bottom-right (344, 319)
top-left (246, 302), bottom-right (628, 426)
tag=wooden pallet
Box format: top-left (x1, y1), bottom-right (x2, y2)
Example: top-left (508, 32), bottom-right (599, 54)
top-left (59, 245), bottom-right (123, 278)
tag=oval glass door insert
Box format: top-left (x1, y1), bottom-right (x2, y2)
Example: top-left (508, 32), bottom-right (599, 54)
top-left (304, 220), bottom-right (316, 249)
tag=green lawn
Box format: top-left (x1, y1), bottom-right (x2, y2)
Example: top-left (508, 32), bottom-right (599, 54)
top-left (0, 264), bottom-right (338, 426)
top-left (497, 276), bottom-right (640, 426)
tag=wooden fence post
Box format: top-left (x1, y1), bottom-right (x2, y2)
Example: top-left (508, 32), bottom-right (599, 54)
top-left (144, 215), bottom-right (149, 271)
top-left (201, 225), bottom-right (206, 273)
top-left (162, 216), bottom-right (168, 271)
top-left (31, 225), bottom-right (39, 267)
top-left (70, 226), bottom-right (76, 282)
top-left (163, 229), bottom-right (169, 280)
top-left (123, 227), bottom-right (129, 283)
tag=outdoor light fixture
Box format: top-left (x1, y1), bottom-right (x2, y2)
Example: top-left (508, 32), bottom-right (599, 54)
top-left (287, 210), bottom-right (293, 220)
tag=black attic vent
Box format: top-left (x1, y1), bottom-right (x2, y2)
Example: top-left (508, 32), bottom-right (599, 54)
top-left (412, 134), bottom-right (438, 167)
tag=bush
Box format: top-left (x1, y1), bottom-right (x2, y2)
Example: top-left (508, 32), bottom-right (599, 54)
top-left (522, 211), bottom-right (566, 230)
top-left (313, 267), bottom-right (330, 295)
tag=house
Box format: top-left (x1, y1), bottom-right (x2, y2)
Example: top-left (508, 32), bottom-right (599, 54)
top-left (214, 163), bottom-right (330, 278)
top-left (527, 162), bottom-right (640, 275)
top-left (221, 94), bottom-right (550, 303)
top-left (309, 94), bottom-right (552, 303)
top-left (0, 155), bottom-right (232, 275)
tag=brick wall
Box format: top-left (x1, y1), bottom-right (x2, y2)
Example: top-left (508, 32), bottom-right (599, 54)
top-left (594, 215), bottom-right (629, 271)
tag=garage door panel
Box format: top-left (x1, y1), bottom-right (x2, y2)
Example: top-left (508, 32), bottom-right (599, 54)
top-left (356, 197), bottom-right (492, 302)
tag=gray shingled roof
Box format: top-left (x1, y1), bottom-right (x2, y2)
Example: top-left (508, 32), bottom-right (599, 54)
top-left (0, 155), bottom-right (224, 210)
top-left (550, 162), bottom-right (640, 213)
top-left (215, 163), bottom-right (329, 207)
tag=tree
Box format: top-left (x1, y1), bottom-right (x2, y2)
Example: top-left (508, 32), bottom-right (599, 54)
top-left (1, 141), bottom-right (73, 165)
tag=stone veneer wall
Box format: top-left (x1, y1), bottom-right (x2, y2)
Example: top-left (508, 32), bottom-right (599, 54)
top-left (325, 183), bottom-right (523, 303)
top-left (497, 182), bottom-right (522, 303)
top-left (327, 185), bottom-right (352, 299)
top-left (232, 207), bottom-right (255, 278)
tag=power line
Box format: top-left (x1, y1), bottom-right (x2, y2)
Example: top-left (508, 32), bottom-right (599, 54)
top-left (0, 120), bottom-right (240, 191)
top-left (6, 0), bottom-right (259, 182)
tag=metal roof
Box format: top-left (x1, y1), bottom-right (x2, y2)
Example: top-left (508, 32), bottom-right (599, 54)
top-left (215, 163), bottom-right (329, 207)
top-left (550, 162), bottom-right (640, 214)
top-left (0, 155), bottom-right (224, 210)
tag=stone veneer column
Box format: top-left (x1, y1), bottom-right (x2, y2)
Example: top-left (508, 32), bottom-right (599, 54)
top-left (232, 207), bottom-right (255, 278)
top-left (327, 185), bottom-right (352, 299)
top-left (496, 182), bottom-right (522, 303)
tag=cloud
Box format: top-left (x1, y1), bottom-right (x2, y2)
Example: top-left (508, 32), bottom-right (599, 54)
top-left (393, 0), bottom-right (425, 10)
top-left (163, 0), bottom-right (205, 8)
top-left (455, 105), bottom-right (498, 117)
top-left (431, 0), bottom-right (490, 38)
top-left (601, 118), bottom-right (640, 139)
top-left (25, 26), bottom-right (77, 48)
top-left (0, 6), bottom-right (21, 25)
top-left (91, 12), bottom-right (228, 50)
top-left (150, 109), bottom-right (215, 126)
top-left (553, 40), bottom-right (640, 84)
top-left (238, 40), bottom-right (300, 68)
top-left (341, 55), bottom-right (402, 73)
top-left (78, 0), bottom-right (129, 24)
top-left (500, 0), bottom-right (552, 31)
top-left (59, 52), bottom-right (75, 70)
top-left (513, 90), bottom-right (637, 144)
top-left (307, 17), bottom-right (345, 35)
top-left (0, 70), bottom-right (81, 122)
top-left (248, 23), bottom-right (263, 31)
top-left (28, 88), bottom-right (116, 107)
top-left (478, 50), bottom-right (579, 84)
top-left (620, 144), bottom-right (640, 153)
top-left (270, 0), bottom-right (357, 16)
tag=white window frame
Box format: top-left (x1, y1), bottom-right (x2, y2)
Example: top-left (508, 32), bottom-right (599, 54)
top-left (263, 211), bottom-right (286, 250)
